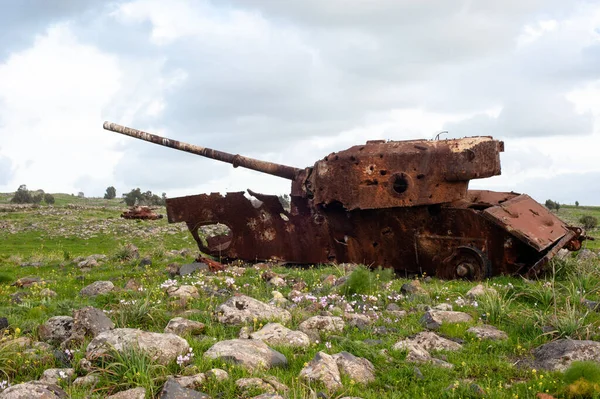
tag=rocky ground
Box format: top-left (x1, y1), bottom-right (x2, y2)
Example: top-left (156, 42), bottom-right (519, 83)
top-left (2, 201), bottom-right (600, 398)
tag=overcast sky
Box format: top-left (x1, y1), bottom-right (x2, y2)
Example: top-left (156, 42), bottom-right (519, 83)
top-left (0, 0), bottom-right (599, 204)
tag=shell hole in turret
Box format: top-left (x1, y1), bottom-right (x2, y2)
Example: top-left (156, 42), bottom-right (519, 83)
top-left (392, 174), bottom-right (409, 194)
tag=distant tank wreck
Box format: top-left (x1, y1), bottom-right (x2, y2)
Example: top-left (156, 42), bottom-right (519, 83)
top-left (104, 121), bottom-right (585, 280)
top-left (121, 206), bottom-right (163, 220)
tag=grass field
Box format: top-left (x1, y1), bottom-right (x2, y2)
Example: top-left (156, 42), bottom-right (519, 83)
top-left (2, 193), bottom-right (600, 398)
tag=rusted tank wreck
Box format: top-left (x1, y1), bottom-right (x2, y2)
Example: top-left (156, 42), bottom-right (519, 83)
top-left (104, 122), bottom-right (585, 279)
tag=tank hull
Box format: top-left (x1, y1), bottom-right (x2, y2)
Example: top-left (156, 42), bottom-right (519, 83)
top-left (166, 189), bottom-right (580, 279)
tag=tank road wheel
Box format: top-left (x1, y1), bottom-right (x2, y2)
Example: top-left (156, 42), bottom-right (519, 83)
top-left (442, 246), bottom-right (492, 281)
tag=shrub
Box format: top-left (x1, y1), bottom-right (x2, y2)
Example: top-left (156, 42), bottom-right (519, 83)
top-left (43, 193), bottom-right (55, 205)
top-left (122, 188), bottom-right (166, 206)
top-left (545, 199), bottom-right (560, 211)
top-left (580, 215), bottom-right (598, 230)
top-left (9, 185), bottom-right (32, 204)
top-left (104, 186), bottom-right (117, 199)
top-left (342, 265), bottom-right (394, 297)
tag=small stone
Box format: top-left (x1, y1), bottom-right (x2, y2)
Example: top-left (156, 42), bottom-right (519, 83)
top-left (80, 281), bottom-right (115, 297)
top-left (203, 339), bottom-right (287, 371)
top-left (322, 274), bottom-right (337, 286)
top-left (344, 313), bottom-right (372, 330)
top-left (401, 280), bottom-right (426, 295)
top-left (239, 326), bottom-right (252, 339)
top-left (164, 318), bottom-right (205, 336)
top-left (466, 284), bottom-right (497, 299)
top-left (0, 317), bottom-right (8, 330)
top-left (298, 316), bottom-right (345, 341)
top-left (432, 303), bottom-right (453, 311)
top-left (467, 325), bottom-right (508, 341)
top-left (178, 263), bottom-right (208, 276)
top-left (167, 285), bottom-right (200, 300)
top-left (14, 276), bottom-right (42, 287)
top-left (292, 281), bottom-right (307, 291)
top-left (0, 381), bottom-right (68, 398)
top-left (411, 332), bottom-right (462, 351)
top-left (138, 257), bottom-right (152, 267)
top-left (72, 374), bottom-right (99, 387)
top-left (71, 306), bottom-right (115, 338)
top-left (420, 310), bottom-right (473, 330)
top-left (533, 339), bottom-right (600, 371)
top-left (268, 277), bottom-right (286, 287)
top-left (107, 387), bottom-right (147, 399)
top-left (414, 366), bottom-right (424, 380)
top-left (386, 303), bottom-right (401, 311)
top-left (158, 377), bottom-right (210, 399)
top-left (40, 368), bottom-right (75, 384)
top-left (38, 316), bottom-right (73, 346)
top-left (236, 378), bottom-right (276, 395)
top-left (174, 373), bottom-right (206, 389)
top-left (333, 351), bottom-right (375, 384)
top-left (166, 263), bottom-right (180, 277)
top-left (216, 295), bottom-right (292, 325)
top-left (10, 291), bottom-right (29, 304)
top-left (205, 368), bottom-right (229, 381)
top-left (250, 323), bottom-right (310, 348)
top-left (299, 351), bottom-right (342, 392)
top-left (124, 279), bottom-right (141, 291)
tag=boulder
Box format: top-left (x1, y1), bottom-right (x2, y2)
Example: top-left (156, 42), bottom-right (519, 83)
top-left (71, 306), bottom-right (114, 338)
top-left (249, 323), bottom-right (310, 348)
top-left (216, 295), bottom-right (291, 325)
top-left (298, 316), bottom-right (344, 340)
top-left (344, 313), bottom-right (372, 330)
top-left (420, 310), bottom-right (473, 330)
top-left (38, 316), bottom-right (73, 346)
top-left (164, 318), bottom-right (205, 336)
top-left (467, 325), bottom-right (508, 341)
top-left (0, 381), bottom-right (67, 399)
top-left (401, 280), bottom-right (426, 295)
top-left (533, 339), bottom-right (600, 371)
top-left (80, 281), bottom-right (114, 297)
top-left (86, 328), bottom-right (190, 365)
top-left (203, 339), bottom-right (287, 371)
top-left (333, 352), bottom-right (375, 384)
top-left (107, 387), bottom-right (147, 399)
top-left (299, 351), bottom-right (342, 391)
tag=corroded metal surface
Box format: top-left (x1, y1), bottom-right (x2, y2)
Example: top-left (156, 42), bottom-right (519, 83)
top-left (105, 121), bottom-right (586, 279)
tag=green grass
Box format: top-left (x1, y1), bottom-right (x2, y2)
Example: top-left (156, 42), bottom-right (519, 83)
top-left (1, 195), bottom-right (600, 398)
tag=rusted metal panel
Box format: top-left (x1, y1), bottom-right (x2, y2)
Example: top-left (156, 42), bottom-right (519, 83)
top-left (482, 194), bottom-right (569, 252)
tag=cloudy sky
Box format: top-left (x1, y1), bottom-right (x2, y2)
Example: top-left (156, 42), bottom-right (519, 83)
top-left (0, 0), bottom-right (599, 204)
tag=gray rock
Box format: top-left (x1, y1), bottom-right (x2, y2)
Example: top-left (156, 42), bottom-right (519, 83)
top-left (578, 249), bottom-right (598, 261)
top-left (38, 316), bottom-right (73, 346)
top-left (39, 368), bottom-right (75, 384)
top-left (174, 373), bottom-right (206, 389)
top-left (77, 258), bottom-right (98, 269)
top-left (333, 352), bottom-right (375, 384)
top-left (344, 313), bottom-right (372, 330)
top-left (236, 378), bottom-right (276, 395)
top-left (80, 281), bottom-right (114, 297)
top-left (86, 328), bottom-right (190, 365)
top-left (72, 374), bottom-right (99, 387)
top-left (392, 340), bottom-right (454, 368)
top-left (386, 303), bottom-right (401, 311)
top-left (158, 378), bottom-right (210, 399)
top-left (13, 276), bottom-right (42, 288)
top-left (533, 339), bottom-right (600, 371)
top-left (106, 387), bottom-right (146, 399)
top-left (164, 318), bottom-right (205, 336)
top-left (411, 332), bottom-right (462, 351)
top-left (71, 306), bottom-right (114, 339)
top-left (204, 339), bottom-right (287, 371)
top-left (166, 285), bottom-right (199, 300)
top-left (178, 263), bottom-right (208, 276)
top-left (401, 280), bottom-right (426, 295)
top-left (298, 316), bottom-right (345, 340)
top-left (251, 395), bottom-right (285, 399)
top-left (250, 323), bottom-right (310, 348)
top-left (467, 325), bottom-right (508, 341)
top-left (205, 368), bottom-right (229, 381)
top-left (268, 277), bottom-right (286, 287)
top-left (432, 303), bottom-right (453, 311)
top-left (0, 317), bottom-right (8, 330)
top-left (0, 381), bottom-right (67, 399)
top-left (216, 295), bottom-right (291, 325)
top-left (556, 248), bottom-right (570, 261)
top-left (420, 310), bottom-right (473, 329)
top-left (299, 351), bottom-right (342, 392)
top-left (466, 284), bottom-right (497, 299)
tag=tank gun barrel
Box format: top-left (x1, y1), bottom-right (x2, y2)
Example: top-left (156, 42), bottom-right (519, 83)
top-left (103, 122), bottom-right (301, 180)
